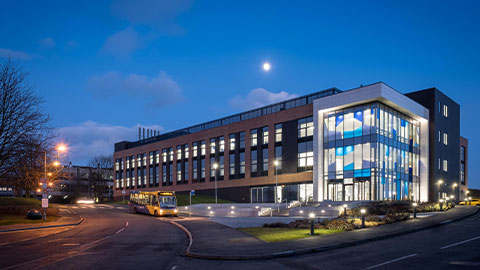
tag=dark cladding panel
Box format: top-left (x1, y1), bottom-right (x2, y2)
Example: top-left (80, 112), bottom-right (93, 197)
top-left (282, 119), bottom-right (298, 174)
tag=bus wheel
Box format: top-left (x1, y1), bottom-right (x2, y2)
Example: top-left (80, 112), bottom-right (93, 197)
top-left (154, 210), bottom-right (159, 217)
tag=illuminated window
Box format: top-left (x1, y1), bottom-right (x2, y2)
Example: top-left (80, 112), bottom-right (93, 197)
top-left (262, 148), bottom-right (268, 171)
top-left (443, 133), bottom-right (448, 145)
top-left (275, 124), bottom-right (282, 142)
top-left (210, 138), bottom-right (216, 154)
top-left (240, 152), bottom-right (245, 174)
top-left (262, 127), bottom-right (269, 145)
top-left (229, 134), bottom-right (236, 151)
top-left (298, 116), bottom-right (314, 138)
top-left (201, 141), bottom-right (206, 156)
top-left (169, 148), bottom-right (173, 161)
top-left (177, 163), bottom-right (181, 182)
top-left (219, 136), bottom-right (225, 152)
top-left (239, 131), bottom-right (245, 149)
top-left (298, 141), bottom-right (313, 170)
top-left (184, 144), bottom-right (189, 159)
top-left (229, 154), bottom-right (235, 175)
top-left (162, 149), bottom-right (167, 163)
top-left (443, 105), bottom-right (448, 117)
top-left (193, 142), bottom-right (198, 158)
top-left (177, 145), bottom-right (182, 160)
top-left (251, 129), bottom-right (257, 147)
top-left (443, 159), bottom-right (448, 172)
top-left (251, 150), bottom-right (257, 173)
top-left (275, 146), bottom-right (282, 170)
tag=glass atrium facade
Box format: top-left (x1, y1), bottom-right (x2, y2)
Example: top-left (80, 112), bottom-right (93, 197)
top-left (322, 102), bottom-right (421, 201)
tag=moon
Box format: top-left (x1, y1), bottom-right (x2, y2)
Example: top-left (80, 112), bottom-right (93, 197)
top-left (262, 62), bottom-right (271, 71)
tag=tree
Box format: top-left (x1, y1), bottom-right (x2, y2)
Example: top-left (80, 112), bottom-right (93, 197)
top-left (88, 155), bottom-right (113, 201)
top-left (0, 58), bottom-right (53, 194)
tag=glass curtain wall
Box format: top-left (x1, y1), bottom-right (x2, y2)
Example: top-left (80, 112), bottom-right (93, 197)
top-left (323, 102), bottom-right (420, 201)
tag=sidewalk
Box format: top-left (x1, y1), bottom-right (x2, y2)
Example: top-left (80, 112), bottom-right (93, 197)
top-left (0, 215), bottom-right (83, 233)
top-left (173, 205), bottom-right (478, 260)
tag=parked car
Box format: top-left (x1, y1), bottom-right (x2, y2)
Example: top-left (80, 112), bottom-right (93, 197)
top-left (459, 199), bottom-right (480, 206)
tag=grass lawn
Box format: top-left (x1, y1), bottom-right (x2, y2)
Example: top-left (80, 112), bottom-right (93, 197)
top-left (238, 227), bottom-right (342, 243)
top-left (176, 194), bottom-right (233, 206)
top-left (0, 215), bottom-right (59, 226)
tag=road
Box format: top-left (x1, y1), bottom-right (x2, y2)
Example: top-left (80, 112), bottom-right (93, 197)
top-left (1, 205), bottom-right (479, 269)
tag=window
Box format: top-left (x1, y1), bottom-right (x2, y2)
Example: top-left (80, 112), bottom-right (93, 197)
top-left (438, 158), bottom-right (441, 170)
top-left (262, 148), bottom-right (268, 171)
top-left (169, 164), bottom-right (173, 182)
top-left (193, 162), bottom-right (198, 180)
top-left (201, 141), bottom-right (206, 156)
top-left (438, 130), bottom-right (441, 142)
top-left (275, 146), bottom-right (282, 169)
top-left (443, 133), bottom-right (448, 145)
top-left (155, 151), bottom-right (159, 164)
top-left (251, 129), bottom-right (257, 147)
top-left (251, 150), bottom-right (257, 173)
top-left (132, 170), bottom-right (136, 186)
top-left (115, 159), bottom-right (119, 170)
top-left (184, 144), bottom-right (189, 159)
top-left (229, 134), bottom-right (236, 151)
top-left (229, 154), bottom-right (235, 175)
top-left (210, 157), bottom-right (216, 178)
top-left (262, 127), bottom-right (269, 145)
top-left (142, 154), bottom-right (146, 166)
top-left (169, 148), bottom-right (173, 161)
top-left (210, 138), bottom-right (216, 154)
top-left (298, 141), bottom-right (314, 170)
top-left (239, 131), bottom-right (245, 149)
top-left (298, 116), bottom-right (314, 138)
top-left (219, 156), bottom-right (224, 176)
top-left (155, 165), bottom-right (159, 185)
top-left (137, 154), bottom-right (142, 167)
top-left (240, 152), bottom-right (245, 174)
top-left (461, 146), bottom-right (465, 162)
top-left (150, 152), bottom-right (154, 165)
top-left (201, 158), bottom-right (205, 178)
top-left (443, 159), bottom-right (448, 172)
top-left (126, 157), bottom-right (130, 169)
top-left (149, 167), bottom-right (154, 185)
top-left (219, 136), bottom-right (225, 152)
top-left (162, 149), bottom-right (167, 162)
top-left (185, 161), bottom-right (189, 180)
top-left (443, 105), bottom-right (448, 117)
top-left (438, 101), bottom-right (441, 113)
top-left (177, 163), bottom-right (182, 182)
top-left (275, 124), bottom-right (282, 142)
top-left (193, 142), bottom-right (198, 158)
top-left (177, 145), bottom-right (182, 160)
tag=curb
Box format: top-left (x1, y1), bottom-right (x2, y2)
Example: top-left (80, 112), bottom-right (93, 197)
top-left (0, 217), bottom-right (84, 233)
top-left (170, 206), bottom-right (479, 260)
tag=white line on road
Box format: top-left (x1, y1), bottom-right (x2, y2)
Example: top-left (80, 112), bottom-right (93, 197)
top-left (440, 235), bottom-right (480, 250)
top-left (364, 254), bottom-right (418, 269)
top-left (440, 219), bottom-right (452, 224)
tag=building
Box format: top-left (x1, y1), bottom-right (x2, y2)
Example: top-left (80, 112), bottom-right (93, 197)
top-left (47, 164), bottom-right (114, 203)
top-left (113, 82), bottom-right (467, 203)
top-left (459, 136), bottom-right (468, 200)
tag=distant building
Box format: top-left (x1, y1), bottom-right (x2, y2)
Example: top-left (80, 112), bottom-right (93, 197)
top-left (45, 164), bottom-right (113, 203)
top-left (113, 82), bottom-right (468, 203)
top-left (459, 136), bottom-right (468, 200)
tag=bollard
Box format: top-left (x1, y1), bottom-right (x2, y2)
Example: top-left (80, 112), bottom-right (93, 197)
top-left (412, 202), bottom-right (418, 219)
top-left (360, 208), bottom-right (366, 228)
top-left (309, 213), bottom-right (315, 235)
top-left (343, 204), bottom-right (348, 216)
top-left (439, 199), bottom-right (443, 211)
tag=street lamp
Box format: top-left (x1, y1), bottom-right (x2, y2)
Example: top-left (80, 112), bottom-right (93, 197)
top-left (213, 162), bottom-right (219, 204)
top-left (309, 212), bottom-right (315, 235)
top-left (360, 208), bottom-right (366, 228)
top-left (437, 179), bottom-right (443, 201)
top-left (412, 202), bottom-right (418, 218)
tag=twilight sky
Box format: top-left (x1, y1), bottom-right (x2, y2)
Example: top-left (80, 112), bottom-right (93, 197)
top-left (1, 0), bottom-right (479, 188)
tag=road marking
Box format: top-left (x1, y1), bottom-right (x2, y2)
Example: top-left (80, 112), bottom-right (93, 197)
top-left (364, 254), bottom-right (418, 269)
top-left (62, 243), bottom-right (80, 246)
top-left (440, 235), bottom-right (480, 249)
top-left (440, 219), bottom-right (452, 224)
top-left (171, 266), bottom-right (177, 270)
top-left (0, 228), bottom-right (70, 246)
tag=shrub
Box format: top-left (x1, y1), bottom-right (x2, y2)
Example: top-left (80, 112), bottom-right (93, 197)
top-left (383, 212), bottom-right (410, 224)
top-left (322, 218), bottom-right (357, 231)
top-left (263, 222), bottom-right (287, 228)
top-left (0, 206), bottom-right (59, 217)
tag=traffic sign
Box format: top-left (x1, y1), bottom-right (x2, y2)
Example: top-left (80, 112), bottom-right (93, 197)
top-left (190, 190), bottom-right (195, 196)
top-left (42, 198), bottom-right (48, 208)
top-left (122, 190), bottom-right (126, 194)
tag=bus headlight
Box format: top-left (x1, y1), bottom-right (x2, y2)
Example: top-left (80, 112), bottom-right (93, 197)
top-left (174, 209), bottom-right (178, 213)
top-left (160, 210), bottom-right (163, 214)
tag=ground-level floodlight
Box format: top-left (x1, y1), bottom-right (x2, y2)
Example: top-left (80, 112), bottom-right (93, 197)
top-left (360, 208), bottom-right (366, 228)
top-left (309, 213), bottom-right (316, 235)
top-left (343, 204), bottom-right (348, 216)
top-left (412, 202), bottom-right (418, 218)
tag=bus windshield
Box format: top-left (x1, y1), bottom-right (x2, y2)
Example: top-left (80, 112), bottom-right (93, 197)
top-left (159, 196), bottom-right (176, 208)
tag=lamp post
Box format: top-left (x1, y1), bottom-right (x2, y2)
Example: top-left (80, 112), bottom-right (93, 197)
top-left (274, 160), bottom-right (280, 213)
top-left (450, 195), bottom-right (455, 206)
top-left (360, 208), bottom-right (366, 228)
top-left (412, 202), bottom-right (418, 218)
top-left (437, 179), bottom-right (443, 202)
top-left (213, 162), bottom-right (218, 204)
top-left (452, 183), bottom-right (458, 204)
top-left (439, 199), bottom-right (444, 211)
top-left (309, 212), bottom-right (315, 235)
top-left (42, 144), bottom-right (67, 221)
top-left (468, 196), bottom-right (472, 206)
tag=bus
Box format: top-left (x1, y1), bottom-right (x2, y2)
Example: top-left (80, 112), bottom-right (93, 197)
top-left (129, 191), bottom-right (178, 217)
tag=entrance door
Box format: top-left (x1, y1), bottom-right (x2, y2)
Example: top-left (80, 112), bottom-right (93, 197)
top-left (354, 181), bottom-right (370, 200)
top-left (345, 185), bottom-right (353, 201)
top-left (328, 183), bottom-right (343, 201)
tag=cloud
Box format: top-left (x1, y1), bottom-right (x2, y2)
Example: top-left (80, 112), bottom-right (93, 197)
top-left (57, 121), bottom-right (163, 165)
top-left (229, 88), bottom-right (297, 110)
top-left (100, 26), bottom-right (142, 57)
top-left (87, 71), bottom-right (184, 108)
top-left (0, 48), bottom-right (40, 60)
top-left (38, 37), bottom-right (55, 49)
top-left (111, 0), bottom-right (193, 33)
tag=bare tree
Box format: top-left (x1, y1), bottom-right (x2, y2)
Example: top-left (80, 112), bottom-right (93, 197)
top-left (0, 58), bottom-right (53, 194)
top-left (88, 155), bottom-right (113, 201)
